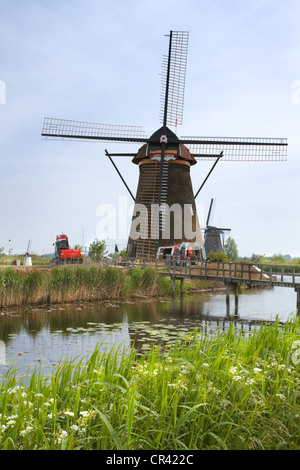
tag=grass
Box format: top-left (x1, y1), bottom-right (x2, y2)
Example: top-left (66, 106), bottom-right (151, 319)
top-left (0, 265), bottom-right (217, 307)
top-left (0, 254), bottom-right (51, 266)
top-left (0, 317), bottom-right (300, 450)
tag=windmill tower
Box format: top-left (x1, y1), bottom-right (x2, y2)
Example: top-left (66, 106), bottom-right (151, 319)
top-left (24, 239), bottom-right (32, 266)
top-left (41, 31), bottom-right (288, 260)
top-left (204, 198), bottom-right (231, 255)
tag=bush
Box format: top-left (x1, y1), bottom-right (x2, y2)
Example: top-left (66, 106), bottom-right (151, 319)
top-left (207, 249), bottom-right (228, 262)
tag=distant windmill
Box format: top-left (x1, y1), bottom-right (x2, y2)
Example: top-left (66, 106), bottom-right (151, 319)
top-left (41, 30), bottom-right (288, 260)
top-left (204, 199), bottom-right (231, 255)
top-left (24, 239), bottom-right (32, 266)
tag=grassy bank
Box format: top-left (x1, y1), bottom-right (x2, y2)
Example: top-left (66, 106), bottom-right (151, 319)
top-left (0, 265), bottom-right (221, 307)
top-left (0, 318), bottom-right (300, 450)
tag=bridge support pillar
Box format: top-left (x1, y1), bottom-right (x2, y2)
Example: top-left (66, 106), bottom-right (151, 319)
top-left (180, 278), bottom-right (184, 296)
top-left (226, 283), bottom-right (230, 316)
top-left (226, 283), bottom-right (240, 316)
top-left (234, 284), bottom-right (239, 315)
top-left (171, 277), bottom-right (184, 297)
top-left (171, 277), bottom-right (175, 296)
top-left (295, 289), bottom-right (300, 314)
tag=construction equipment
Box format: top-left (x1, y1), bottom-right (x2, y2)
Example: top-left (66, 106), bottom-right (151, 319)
top-left (54, 234), bottom-right (83, 265)
top-left (42, 30), bottom-right (288, 260)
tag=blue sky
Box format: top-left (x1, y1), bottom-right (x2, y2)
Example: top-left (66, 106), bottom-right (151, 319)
top-left (0, 0), bottom-right (299, 257)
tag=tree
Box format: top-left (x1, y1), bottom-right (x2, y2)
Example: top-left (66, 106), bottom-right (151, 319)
top-left (88, 239), bottom-right (107, 262)
top-left (224, 237), bottom-right (238, 261)
top-left (207, 249), bottom-right (228, 262)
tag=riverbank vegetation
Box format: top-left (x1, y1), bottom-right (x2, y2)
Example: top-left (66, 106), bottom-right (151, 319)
top-left (0, 317), bottom-right (299, 450)
top-left (0, 265), bottom-right (221, 307)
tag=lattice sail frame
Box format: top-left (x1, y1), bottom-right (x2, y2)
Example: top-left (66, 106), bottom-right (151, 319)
top-left (42, 118), bottom-right (148, 143)
top-left (160, 31), bottom-right (189, 128)
top-left (181, 136), bottom-right (288, 161)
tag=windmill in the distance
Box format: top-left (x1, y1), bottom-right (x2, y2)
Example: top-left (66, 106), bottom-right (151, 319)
top-left (42, 30), bottom-right (288, 260)
top-left (24, 239), bottom-right (32, 266)
top-left (204, 198), bottom-right (231, 256)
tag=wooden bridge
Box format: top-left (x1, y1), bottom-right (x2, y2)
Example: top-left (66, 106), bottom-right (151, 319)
top-left (160, 260), bottom-right (300, 313)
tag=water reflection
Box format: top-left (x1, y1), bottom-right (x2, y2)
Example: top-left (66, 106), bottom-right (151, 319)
top-left (0, 284), bottom-right (297, 380)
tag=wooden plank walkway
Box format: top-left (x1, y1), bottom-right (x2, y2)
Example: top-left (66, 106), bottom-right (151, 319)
top-left (159, 261), bottom-right (300, 312)
top-left (162, 261), bottom-right (300, 289)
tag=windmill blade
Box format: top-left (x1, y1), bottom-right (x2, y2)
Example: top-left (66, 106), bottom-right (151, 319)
top-left (26, 239), bottom-right (32, 256)
top-left (42, 118), bottom-right (148, 143)
top-left (160, 31), bottom-right (189, 128)
top-left (206, 198), bottom-right (214, 227)
top-left (180, 136), bottom-right (288, 161)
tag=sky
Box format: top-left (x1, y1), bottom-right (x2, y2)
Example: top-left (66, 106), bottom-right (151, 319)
top-left (0, 0), bottom-right (300, 257)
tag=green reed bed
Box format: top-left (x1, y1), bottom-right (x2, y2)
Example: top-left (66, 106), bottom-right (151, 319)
top-left (0, 266), bottom-right (176, 307)
top-left (1, 318), bottom-right (300, 450)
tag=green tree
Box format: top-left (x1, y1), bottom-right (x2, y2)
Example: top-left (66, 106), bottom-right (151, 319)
top-left (224, 237), bottom-right (238, 261)
top-left (250, 253), bottom-right (265, 263)
top-left (208, 249), bottom-right (228, 262)
top-left (88, 239), bottom-right (107, 262)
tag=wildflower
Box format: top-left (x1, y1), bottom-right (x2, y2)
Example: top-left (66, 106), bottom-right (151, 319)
top-left (56, 429), bottom-right (68, 444)
top-left (64, 411), bottom-right (74, 417)
top-left (20, 426), bottom-right (33, 436)
top-left (253, 368), bottom-right (262, 374)
top-left (245, 378), bottom-right (255, 385)
top-left (70, 425), bottom-right (79, 431)
top-left (79, 411), bottom-right (90, 418)
top-left (232, 375), bottom-right (243, 382)
top-left (275, 393), bottom-right (286, 400)
top-left (6, 419), bottom-right (16, 427)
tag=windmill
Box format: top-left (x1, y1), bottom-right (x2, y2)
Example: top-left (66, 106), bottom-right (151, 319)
top-left (204, 198), bottom-right (231, 255)
top-left (41, 30), bottom-right (288, 260)
top-left (24, 239), bottom-right (32, 266)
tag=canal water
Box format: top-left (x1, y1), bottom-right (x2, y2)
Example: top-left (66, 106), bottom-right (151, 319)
top-left (0, 284), bottom-right (298, 381)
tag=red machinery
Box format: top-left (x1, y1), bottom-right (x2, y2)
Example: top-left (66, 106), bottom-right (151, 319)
top-left (54, 234), bottom-right (83, 265)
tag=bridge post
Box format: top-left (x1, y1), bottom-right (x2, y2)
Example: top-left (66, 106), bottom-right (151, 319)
top-left (171, 276), bottom-right (176, 296)
top-left (234, 283), bottom-right (239, 316)
top-left (180, 278), bottom-right (184, 296)
top-left (226, 283), bottom-right (230, 316)
top-left (295, 288), bottom-right (300, 314)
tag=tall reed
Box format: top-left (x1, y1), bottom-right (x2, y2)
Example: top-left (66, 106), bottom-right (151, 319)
top-left (0, 266), bottom-right (177, 307)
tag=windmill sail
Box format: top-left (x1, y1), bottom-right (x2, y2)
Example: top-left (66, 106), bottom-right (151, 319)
top-left (181, 136), bottom-right (288, 161)
top-left (160, 31), bottom-right (189, 128)
top-left (42, 118), bottom-right (148, 143)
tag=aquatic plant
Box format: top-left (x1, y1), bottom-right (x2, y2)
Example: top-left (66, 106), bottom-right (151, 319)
top-left (0, 266), bottom-right (215, 307)
top-left (0, 317), bottom-right (300, 450)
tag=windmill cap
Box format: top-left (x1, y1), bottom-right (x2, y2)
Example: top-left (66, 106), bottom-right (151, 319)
top-left (132, 127), bottom-right (197, 166)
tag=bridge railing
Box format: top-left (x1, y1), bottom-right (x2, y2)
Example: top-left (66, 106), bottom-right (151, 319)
top-left (165, 260), bottom-right (300, 286)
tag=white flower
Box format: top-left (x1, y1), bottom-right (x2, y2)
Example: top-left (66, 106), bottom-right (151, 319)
top-left (275, 393), bottom-right (286, 400)
top-left (246, 378), bottom-right (255, 385)
top-left (64, 411), bottom-right (74, 417)
top-left (6, 420), bottom-right (16, 427)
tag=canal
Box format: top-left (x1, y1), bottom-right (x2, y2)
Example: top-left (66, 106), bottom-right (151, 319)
top-left (0, 284), bottom-right (298, 380)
